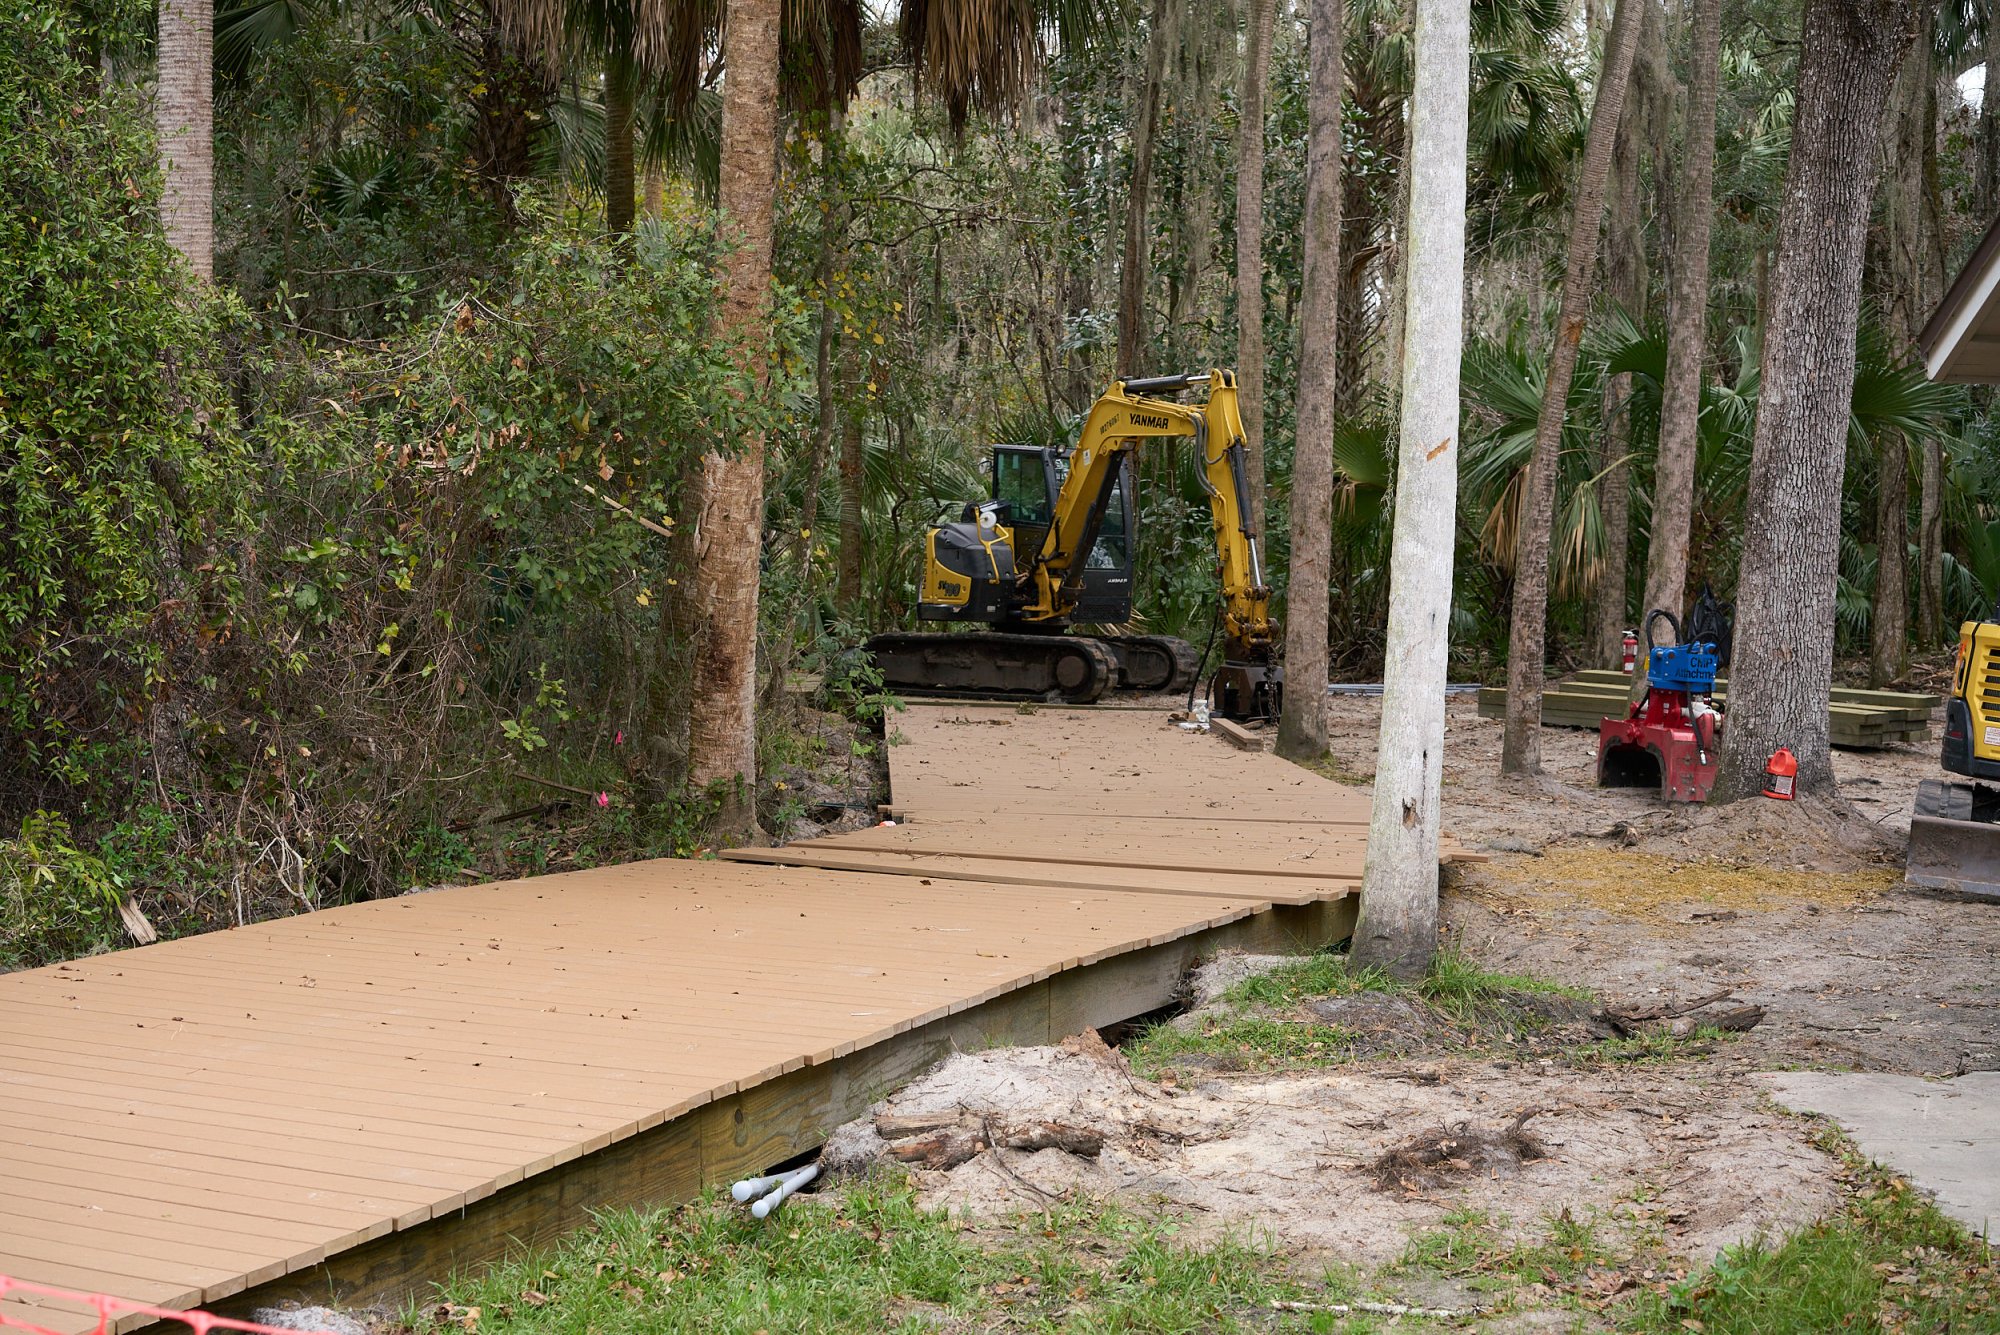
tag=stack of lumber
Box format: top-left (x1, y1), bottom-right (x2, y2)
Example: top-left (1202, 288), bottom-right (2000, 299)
top-left (1476, 668), bottom-right (1938, 751)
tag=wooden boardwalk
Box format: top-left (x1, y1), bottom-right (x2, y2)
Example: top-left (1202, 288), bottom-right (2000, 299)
top-left (0, 704), bottom-right (1373, 1333)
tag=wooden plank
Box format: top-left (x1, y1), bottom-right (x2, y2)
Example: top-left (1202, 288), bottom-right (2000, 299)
top-left (721, 847), bottom-right (1332, 904)
top-left (1210, 717), bottom-right (1270, 751)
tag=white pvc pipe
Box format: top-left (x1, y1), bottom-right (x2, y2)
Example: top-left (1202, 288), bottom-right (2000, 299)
top-left (750, 1164), bottom-right (819, 1219)
top-left (730, 1164), bottom-right (816, 1206)
top-left (730, 1173), bottom-right (784, 1203)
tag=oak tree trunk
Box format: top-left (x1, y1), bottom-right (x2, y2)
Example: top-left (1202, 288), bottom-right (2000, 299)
top-left (683, 0), bottom-right (781, 836)
top-left (1274, 0), bottom-right (1344, 761)
top-left (1499, 0), bottom-right (1643, 775)
top-left (1639, 0), bottom-right (1721, 637)
top-left (1352, 0), bottom-right (1468, 979)
top-left (1236, 0), bottom-right (1275, 537)
top-left (1711, 0), bottom-right (1916, 804)
top-left (1118, 0), bottom-right (1174, 375)
top-left (156, 0), bottom-right (213, 278)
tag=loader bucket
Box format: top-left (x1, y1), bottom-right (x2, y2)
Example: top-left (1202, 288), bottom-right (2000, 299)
top-left (1905, 814), bottom-right (2000, 901)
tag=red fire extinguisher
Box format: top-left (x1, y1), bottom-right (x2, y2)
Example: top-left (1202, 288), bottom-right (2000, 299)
top-left (1763, 747), bottom-right (1798, 800)
top-left (1620, 629), bottom-right (1638, 675)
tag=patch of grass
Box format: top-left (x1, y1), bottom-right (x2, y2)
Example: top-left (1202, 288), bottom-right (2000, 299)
top-left (1298, 752), bottom-right (1374, 787)
top-left (1135, 948), bottom-right (1593, 1076)
top-left (414, 1176), bottom-right (1339, 1334)
top-left (1420, 948), bottom-right (1591, 1017)
top-left (1392, 1206), bottom-right (1617, 1288)
top-left (1394, 1207), bottom-right (1497, 1274)
top-left (1129, 1014), bottom-right (1355, 1075)
top-left (1222, 947), bottom-right (1587, 1019)
top-left (1572, 1026), bottom-right (1739, 1066)
top-left (1622, 1126), bottom-right (2000, 1334)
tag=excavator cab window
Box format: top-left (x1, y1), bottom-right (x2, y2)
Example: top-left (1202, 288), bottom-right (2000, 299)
top-left (992, 445), bottom-right (1055, 526)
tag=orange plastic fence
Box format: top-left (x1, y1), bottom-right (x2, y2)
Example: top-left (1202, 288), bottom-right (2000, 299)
top-left (0, 1276), bottom-right (338, 1335)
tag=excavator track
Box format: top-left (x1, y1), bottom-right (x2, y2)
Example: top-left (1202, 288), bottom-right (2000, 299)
top-left (1096, 635), bottom-right (1201, 694)
top-left (865, 632), bottom-right (1118, 704)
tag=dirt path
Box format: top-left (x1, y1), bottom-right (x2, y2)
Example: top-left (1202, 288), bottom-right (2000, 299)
top-left (1371, 694), bottom-right (2000, 1078)
top-left (820, 692), bottom-right (2000, 1323)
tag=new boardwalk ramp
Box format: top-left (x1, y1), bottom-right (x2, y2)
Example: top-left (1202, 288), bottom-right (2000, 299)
top-left (0, 704), bottom-right (1374, 1333)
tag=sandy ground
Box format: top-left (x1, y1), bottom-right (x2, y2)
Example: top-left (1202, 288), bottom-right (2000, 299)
top-left (1404, 694), bottom-right (2000, 1078)
top-left (822, 692), bottom-right (2000, 1317)
top-left (824, 1040), bottom-right (1838, 1275)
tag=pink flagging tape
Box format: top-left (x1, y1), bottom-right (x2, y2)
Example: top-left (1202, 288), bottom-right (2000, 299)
top-left (0, 1276), bottom-right (340, 1335)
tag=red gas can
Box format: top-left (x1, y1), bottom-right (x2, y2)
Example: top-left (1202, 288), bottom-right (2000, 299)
top-left (1763, 747), bottom-right (1798, 800)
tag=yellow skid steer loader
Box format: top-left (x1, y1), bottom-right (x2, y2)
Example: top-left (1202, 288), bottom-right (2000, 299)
top-left (1907, 618), bottom-right (2000, 899)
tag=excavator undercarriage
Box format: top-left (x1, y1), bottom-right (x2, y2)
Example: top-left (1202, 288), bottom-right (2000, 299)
top-left (863, 631), bottom-right (1197, 705)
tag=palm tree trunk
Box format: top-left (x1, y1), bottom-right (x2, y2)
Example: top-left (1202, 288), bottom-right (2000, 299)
top-left (1871, 436), bottom-right (1910, 685)
top-left (1866, 6), bottom-right (1932, 688)
top-left (605, 57), bottom-right (636, 243)
top-left (1638, 0), bottom-right (1720, 637)
top-left (836, 338), bottom-right (865, 611)
top-left (470, 12), bottom-right (547, 219)
top-left (156, 0), bottom-right (213, 279)
top-left (1118, 0), bottom-right (1174, 376)
top-left (1918, 438), bottom-right (1943, 645)
top-left (1235, 0), bottom-right (1275, 538)
top-left (1711, 0), bottom-right (1916, 804)
top-left (1983, 30), bottom-right (2000, 216)
top-left (1353, 0), bottom-right (1468, 979)
top-left (1589, 35), bottom-right (1653, 668)
top-left (683, 0), bottom-right (780, 836)
top-left (1870, 4), bottom-right (1943, 664)
top-left (1275, 0), bottom-right (1344, 762)
top-left (1498, 0), bottom-right (1643, 776)
top-left (644, 160), bottom-right (665, 217)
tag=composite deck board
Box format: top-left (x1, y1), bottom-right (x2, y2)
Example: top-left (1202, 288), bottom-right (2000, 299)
top-left (0, 705), bottom-right (1376, 1334)
top-left (723, 847), bottom-right (1330, 903)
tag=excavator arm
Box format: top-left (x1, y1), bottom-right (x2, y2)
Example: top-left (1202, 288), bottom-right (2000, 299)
top-left (1023, 369), bottom-right (1277, 661)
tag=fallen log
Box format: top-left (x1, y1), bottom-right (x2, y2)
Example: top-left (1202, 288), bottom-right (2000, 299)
top-left (877, 1113), bottom-right (1105, 1170)
top-left (1665, 1004), bottom-right (1765, 1038)
top-left (1599, 990), bottom-right (1766, 1039)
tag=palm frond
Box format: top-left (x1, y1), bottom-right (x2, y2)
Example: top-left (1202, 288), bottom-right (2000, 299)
top-left (215, 0), bottom-right (321, 79)
top-left (901, 0), bottom-right (1067, 132)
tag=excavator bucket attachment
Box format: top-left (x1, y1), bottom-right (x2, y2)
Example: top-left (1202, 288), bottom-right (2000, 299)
top-left (1905, 781), bottom-right (2000, 901)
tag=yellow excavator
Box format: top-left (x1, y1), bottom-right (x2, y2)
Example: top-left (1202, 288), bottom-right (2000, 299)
top-left (865, 370), bottom-right (1283, 719)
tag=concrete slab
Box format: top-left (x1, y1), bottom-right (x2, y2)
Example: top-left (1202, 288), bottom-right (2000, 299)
top-left (1758, 1071), bottom-right (2000, 1240)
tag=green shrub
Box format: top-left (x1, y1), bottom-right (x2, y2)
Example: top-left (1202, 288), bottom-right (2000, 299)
top-left (0, 812), bottom-right (125, 969)
top-left (0, 0), bottom-right (252, 793)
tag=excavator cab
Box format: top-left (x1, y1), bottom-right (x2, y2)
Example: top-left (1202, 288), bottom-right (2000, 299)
top-left (989, 445), bottom-right (1135, 624)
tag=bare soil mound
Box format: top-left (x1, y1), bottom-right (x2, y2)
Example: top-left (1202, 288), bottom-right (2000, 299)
top-left (824, 1040), bottom-right (1837, 1268)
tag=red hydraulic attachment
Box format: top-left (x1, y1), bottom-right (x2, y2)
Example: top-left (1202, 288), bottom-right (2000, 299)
top-left (1597, 634), bottom-right (1723, 804)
